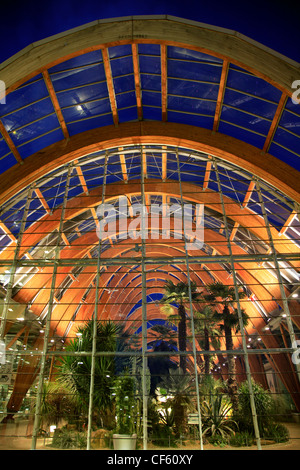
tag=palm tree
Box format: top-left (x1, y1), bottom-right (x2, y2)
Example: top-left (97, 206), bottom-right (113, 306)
top-left (194, 305), bottom-right (221, 376)
top-left (149, 324), bottom-right (177, 350)
top-left (160, 280), bottom-right (200, 373)
top-left (205, 282), bottom-right (249, 412)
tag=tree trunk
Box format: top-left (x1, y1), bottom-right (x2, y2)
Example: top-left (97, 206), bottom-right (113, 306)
top-left (178, 304), bottom-right (187, 373)
top-left (224, 323), bottom-right (238, 412)
top-left (173, 401), bottom-right (186, 438)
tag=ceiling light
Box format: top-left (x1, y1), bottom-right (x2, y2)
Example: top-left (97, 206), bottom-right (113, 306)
top-left (292, 293), bottom-right (298, 298)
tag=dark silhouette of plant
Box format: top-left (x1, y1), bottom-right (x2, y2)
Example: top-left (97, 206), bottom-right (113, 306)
top-left (148, 324), bottom-right (177, 394)
top-left (194, 305), bottom-right (221, 376)
top-left (160, 280), bottom-right (200, 373)
top-left (205, 282), bottom-right (249, 412)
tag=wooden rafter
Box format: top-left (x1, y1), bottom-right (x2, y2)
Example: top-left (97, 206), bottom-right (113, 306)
top-left (213, 59), bottom-right (229, 132)
top-left (0, 220), bottom-right (17, 244)
top-left (242, 180), bottom-right (256, 208)
top-left (42, 70), bottom-right (69, 139)
top-left (6, 326), bottom-right (28, 349)
top-left (142, 148), bottom-right (147, 176)
top-left (61, 233), bottom-right (70, 247)
top-left (230, 180), bottom-right (255, 240)
top-left (203, 160), bottom-right (212, 191)
top-left (0, 120), bottom-right (23, 164)
top-left (132, 44), bottom-right (142, 120)
top-left (263, 92), bottom-right (287, 153)
top-left (35, 188), bottom-right (51, 214)
top-left (91, 207), bottom-right (100, 227)
top-left (161, 44), bottom-right (167, 122)
top-left (102, 48), bottom-right (118, 126)
top-left (118, 147), bottom-right (128, 182)
top-left (74, 159), bottom-right (88, 194)
top-left (279, 209), bottom-right (297, 235)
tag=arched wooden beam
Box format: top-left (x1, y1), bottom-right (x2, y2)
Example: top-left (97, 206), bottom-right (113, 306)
top-left (0, 124), bottom-right (299, 207)
top-left (24, 238), bottom-right (272, 338)
top-left (13, 227), bottom-right (294, 335)
top-left (1, 180), bottom-right (299, 277)
top-left (1, 16), bottom-right (298, 95)
top-left (49, 239), bottom-right (274, 340)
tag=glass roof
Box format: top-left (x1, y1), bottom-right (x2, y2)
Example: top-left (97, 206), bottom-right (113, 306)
top-left (0, 44), bottom-right (299, 174)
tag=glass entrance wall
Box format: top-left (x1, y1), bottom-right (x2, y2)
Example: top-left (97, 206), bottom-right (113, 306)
top-left (0, 145), bottom-right (299, 450)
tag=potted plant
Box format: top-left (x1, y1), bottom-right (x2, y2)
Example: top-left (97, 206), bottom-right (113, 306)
top-left (112, 372), bottom-right (137, 450)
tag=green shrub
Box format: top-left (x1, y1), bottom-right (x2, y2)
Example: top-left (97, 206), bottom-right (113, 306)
top-left (208, 435), bottom-right (227, 447)
top-left (263, 423), bottom-right (289, 443)
top-left (150, 423), bottom-right (177, 447)
top-left (51, 427), bottom-right (87, 449)
top-left (229, 431), bottom-right (255, 447)
top-left (237, 380), bottom-right (273, 434)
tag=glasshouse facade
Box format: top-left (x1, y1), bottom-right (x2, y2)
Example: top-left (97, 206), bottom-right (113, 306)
top-left (0, 16), bottom-right (299, 450)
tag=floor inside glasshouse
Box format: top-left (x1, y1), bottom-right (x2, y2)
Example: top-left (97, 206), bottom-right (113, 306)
top-left (0, 421), bottom-right (299, 451)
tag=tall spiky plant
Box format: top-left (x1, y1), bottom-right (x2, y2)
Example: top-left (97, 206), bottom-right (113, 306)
top-left (57, 320), bottom-right (130, 427)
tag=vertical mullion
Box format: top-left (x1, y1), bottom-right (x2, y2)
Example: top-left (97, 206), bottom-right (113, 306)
top-left (31, 165), bottom-right (73, 450)
top-left (255, 177), bottom-right (300, 384)
top-left (175, 148), bottom-right (204, 450)
top-left (212, 156), bottom-right (262, 450)
top-left (86, 151), bottom-right (109, 450)
top-left (140, 145), bottom-right (148, 450)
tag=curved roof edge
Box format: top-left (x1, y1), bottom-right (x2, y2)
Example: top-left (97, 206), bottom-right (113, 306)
top-left (1, 15), bottom-right (299, 95)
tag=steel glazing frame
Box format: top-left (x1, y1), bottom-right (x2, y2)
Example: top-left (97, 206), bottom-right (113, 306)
top-left (0, 144), bottom-right (299, 450)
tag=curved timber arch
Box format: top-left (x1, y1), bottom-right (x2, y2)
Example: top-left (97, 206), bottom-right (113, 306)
top-left (0, 124), bottom-right (299, 206)
top-left (1, 16), bottom-right (298, 95)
